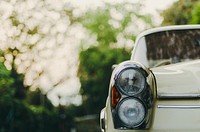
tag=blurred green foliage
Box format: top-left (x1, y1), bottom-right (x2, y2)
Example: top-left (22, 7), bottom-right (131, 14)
top-left (0, 62), bottom-right (15, 101)
top-left (0, 61), bottom-right (74, 132)
top-left (190, 1), bottom-right (200, 24)
top-left (83, 7), bottom-right (132, 45)
top-left (161, 0), bottom-right (199, 25)
top-left (82, 3), bottom-right (152, 46)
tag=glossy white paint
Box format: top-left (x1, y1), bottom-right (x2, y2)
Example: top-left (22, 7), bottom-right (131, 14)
top-left (152, 60), bottom-right (200, 95)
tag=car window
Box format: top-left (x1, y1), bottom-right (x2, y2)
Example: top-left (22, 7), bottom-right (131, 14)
top-left (133, 29), bottom-right (200, 68)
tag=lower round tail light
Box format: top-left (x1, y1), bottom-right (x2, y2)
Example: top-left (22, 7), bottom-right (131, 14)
top-left (117, 98), bottom-right (146, 127)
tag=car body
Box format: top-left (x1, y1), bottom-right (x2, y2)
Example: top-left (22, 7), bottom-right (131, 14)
top-left (100, 25), bottom-right (200, 132)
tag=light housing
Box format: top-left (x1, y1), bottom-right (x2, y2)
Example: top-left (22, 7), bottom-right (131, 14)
top-left (110, 61), bottom-right (154, 130)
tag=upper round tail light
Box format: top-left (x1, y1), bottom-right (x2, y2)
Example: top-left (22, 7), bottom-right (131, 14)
top-left (116, 68), bottom-right (146, 96)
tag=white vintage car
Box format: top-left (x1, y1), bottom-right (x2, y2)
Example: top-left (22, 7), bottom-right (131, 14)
top-left (100, 25), bottom-right (200, 132)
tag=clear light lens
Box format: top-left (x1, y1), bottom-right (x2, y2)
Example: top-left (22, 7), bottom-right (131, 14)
top-left (118, 98), bottom-right (145, 127)
top-left (116, 69), bottom-right (145, 95)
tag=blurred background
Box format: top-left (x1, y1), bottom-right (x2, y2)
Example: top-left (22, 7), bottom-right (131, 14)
top-left (0, 0), bottom-right (199, 131)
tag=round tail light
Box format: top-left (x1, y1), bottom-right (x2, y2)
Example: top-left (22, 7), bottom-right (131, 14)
top-left (117, 98), bottom-right (146, 127)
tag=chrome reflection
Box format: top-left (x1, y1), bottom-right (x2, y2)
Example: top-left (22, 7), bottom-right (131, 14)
top-left (158, 93), bottom-right (200, 99)
top-left (157, 105), bottom-right (200, 109)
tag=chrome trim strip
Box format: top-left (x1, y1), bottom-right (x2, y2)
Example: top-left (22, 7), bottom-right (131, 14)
top-left (157, 105), bottom-right (200, 109)
top-left (157, 93), bottom-right (200, 99)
